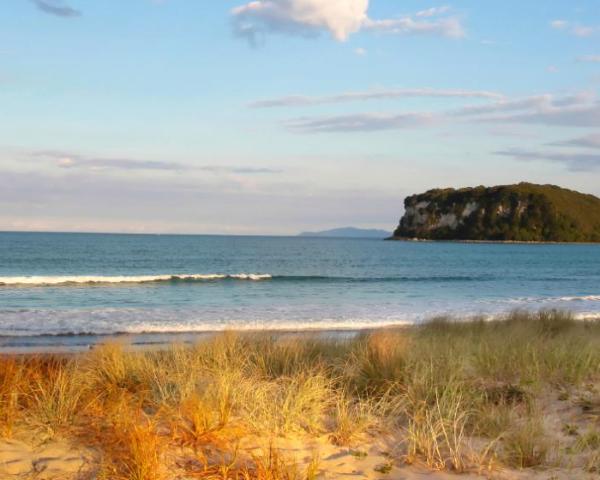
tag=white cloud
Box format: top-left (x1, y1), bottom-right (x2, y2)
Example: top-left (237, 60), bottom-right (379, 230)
top-left (35, 150), bottom-right (192, 172)
top-left (454, 91), bottom-right (597, 120)
top-left (453, 95), bottom-right (556, 116)
top-left (249, 88), bottom-right (503, 108)
top-left (550, 20), bottom-right (597, 37)
top-left (276, 91), bottom-right (600, 133)
top-left (415, 6), bottom-right (450, 18)
top-left (449, 92), bottom-right (600, 129)
top-left (572, 25), bottom-right (595, 37)
top-left (550, 19), bottom-right (568, 30)
top-left (232, 0), bottom-right (368, 42)
top-left (31, 150), bottom-right (281, 174)
top-left (577, 54), bottom-right (600, 63)
top-left (363, 16), bottom-right (464, 38)
top-left (354, 47), bottom-right (367, 56)
top-left (477, 101), bottom-right (600, 128)
top-left (285, 112), bottom-right (438, 133)
top-left (231, 0), bottom-right (465, 43)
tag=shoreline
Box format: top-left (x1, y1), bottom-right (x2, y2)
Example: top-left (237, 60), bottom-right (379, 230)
top-left (0, 328), bottom-right (370, 355)
top-left (3, 310), bottom-right (600, 355)
top-left (386, 236), bottom-right (600, 245)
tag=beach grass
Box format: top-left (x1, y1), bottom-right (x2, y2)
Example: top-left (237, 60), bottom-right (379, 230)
top-left (0, 310), bottom-right (599, 478)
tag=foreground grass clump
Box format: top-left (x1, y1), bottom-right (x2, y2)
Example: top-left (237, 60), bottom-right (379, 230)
top-left (0, 310), bottom-right (599, 478)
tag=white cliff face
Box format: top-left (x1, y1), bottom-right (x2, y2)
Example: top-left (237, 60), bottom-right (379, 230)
top-left (404, 201), bottom-right (431, 225)
top-left (404, 201), bottom-right (479, 231)
top-left (462, 202), bottom-right (479, 218)
top-left (402, 196), bottom-right (535, 236)
top-left (434, 213), bottom-right (458, 229)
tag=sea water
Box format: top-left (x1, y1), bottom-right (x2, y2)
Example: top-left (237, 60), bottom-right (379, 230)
top-left (1, 232), bottom-right (599, 346)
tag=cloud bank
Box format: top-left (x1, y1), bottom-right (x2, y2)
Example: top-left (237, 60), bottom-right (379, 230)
top-left (0, 169), bottom-right (399, 235)
top-left (279, 91), bottom-right (599, 133)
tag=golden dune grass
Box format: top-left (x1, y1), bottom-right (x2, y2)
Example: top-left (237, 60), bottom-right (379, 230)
top-left (0, 310), bottom-right (599, 479)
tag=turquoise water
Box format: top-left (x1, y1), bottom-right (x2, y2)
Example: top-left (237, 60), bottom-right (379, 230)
top-left (1, 232), bottom-right (599, 341)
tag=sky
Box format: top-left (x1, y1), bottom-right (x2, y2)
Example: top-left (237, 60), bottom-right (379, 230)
top-left (1, 0), bottom-right (600, 235)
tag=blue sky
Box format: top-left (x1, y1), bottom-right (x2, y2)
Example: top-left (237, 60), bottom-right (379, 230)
top-left (1, 0), bottom-right (600, 234)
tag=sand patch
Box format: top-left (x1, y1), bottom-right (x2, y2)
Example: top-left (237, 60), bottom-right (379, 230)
top-left (174, 433), bottom-right (491, 480)
top-left (0, 439), bottom-right (88, 479)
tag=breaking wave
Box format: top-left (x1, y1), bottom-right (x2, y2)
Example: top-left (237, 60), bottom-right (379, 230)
top-left (0, 274), bottom-right (272, 286)
top-left (495, 294), bottom-right (600, 304)
top-left (555, 295), bottom-right (600, 302)
top-left (0, 273), bottom-right (491, 287)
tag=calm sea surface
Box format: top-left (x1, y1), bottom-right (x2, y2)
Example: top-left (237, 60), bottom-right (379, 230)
top-left (1, 232), bottom-right (599, 344)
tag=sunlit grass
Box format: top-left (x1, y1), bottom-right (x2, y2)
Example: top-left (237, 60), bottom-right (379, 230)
top-left (0, 310), bottom-right (598, 476)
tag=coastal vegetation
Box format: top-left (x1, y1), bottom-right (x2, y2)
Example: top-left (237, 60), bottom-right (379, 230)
top-left (393, 183), bottom-right (600, 242)
top-left (0, 310), bottom-right (599, 479)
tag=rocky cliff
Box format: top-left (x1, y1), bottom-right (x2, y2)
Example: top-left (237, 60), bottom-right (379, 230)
top-left (392, 183), bottom-right (600, 242)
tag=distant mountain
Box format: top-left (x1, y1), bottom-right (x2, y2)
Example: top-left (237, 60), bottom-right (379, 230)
top-left (392, 183), bottom-right (600, 242)
top-left (299, 227), bottom-right (391, 239)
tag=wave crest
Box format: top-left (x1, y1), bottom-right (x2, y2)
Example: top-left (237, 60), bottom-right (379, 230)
top-left (0, 273), bottom-right (495, 287)
top-left (0, 273), bottom-right (272, 286)
top-left (556, 295), bottom-right (600, 302)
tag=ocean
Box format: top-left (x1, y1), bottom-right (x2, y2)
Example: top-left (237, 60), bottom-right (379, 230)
top-left (1, 232), bottom-right (599, 349)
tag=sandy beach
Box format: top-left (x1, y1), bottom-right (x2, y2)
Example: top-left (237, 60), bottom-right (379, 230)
top-left (0, 311), bottom-right (598, 479)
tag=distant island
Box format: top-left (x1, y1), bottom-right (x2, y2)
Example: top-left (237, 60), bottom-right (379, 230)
top-left (391, 183), bottom-right (600, 242)
top-left (299, 227), bottom-right (391, 239)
